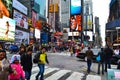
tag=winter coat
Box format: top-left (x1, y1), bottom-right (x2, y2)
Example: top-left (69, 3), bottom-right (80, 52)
top-left (0, 59), bottom-right (10, 80)
top-left (85, 49), bottom-right (94, 60)
top-left (8, 63), bottom-right (25, 80)
top-left (21, 53), bottom-right (33, 71)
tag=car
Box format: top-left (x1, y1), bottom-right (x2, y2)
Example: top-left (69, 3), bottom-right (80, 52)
top-left (76, 48), bottom-right (100, 61)
top-left (111, 54), bottom-right (120, 64)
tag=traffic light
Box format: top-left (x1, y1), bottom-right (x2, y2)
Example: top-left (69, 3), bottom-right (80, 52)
top-left (49, 4), bottom-right (54, 13)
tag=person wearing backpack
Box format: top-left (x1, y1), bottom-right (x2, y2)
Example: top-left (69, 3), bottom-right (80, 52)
top-left (35, 47), bottom-right (49, 80)
top-left (97, 48), bottom-right (105, 75)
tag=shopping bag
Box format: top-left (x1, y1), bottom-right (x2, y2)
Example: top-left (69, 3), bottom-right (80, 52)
top-left (96, 55), bottom-right (101, 62)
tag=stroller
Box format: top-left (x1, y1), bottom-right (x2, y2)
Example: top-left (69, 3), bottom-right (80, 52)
top-left (117, 59), bottom-right (120, 69)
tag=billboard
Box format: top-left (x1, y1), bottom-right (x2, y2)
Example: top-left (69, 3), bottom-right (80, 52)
top-left (12, 0), bottom-right (27, 15)
top-left (0, 0), bottom-right (13, 17)
top-left (83, 14), bottom-right (93, 31)
top-left (32, 10), bottom-right (37, 27)
top-left (0, 16), bottom-right (16, 41)
top-left (15, 29), bottom-right (29, 45)
top-left (13, 10), bottom-right (28, 29)
top-left (70, 15), bottom-right (82, 31)
top-left (35, 28), bottom-right (40, 39)
top-left (70, 0), bottom-right (81, 15)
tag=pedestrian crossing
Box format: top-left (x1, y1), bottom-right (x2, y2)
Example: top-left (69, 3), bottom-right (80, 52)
top-left (30, 66), bottom-right (101, 80)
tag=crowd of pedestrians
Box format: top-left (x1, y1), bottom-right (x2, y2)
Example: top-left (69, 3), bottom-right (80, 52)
top-left (0, 43), bottom-right (49, 80)
top-left (84, 45), bottom-right (120, 75)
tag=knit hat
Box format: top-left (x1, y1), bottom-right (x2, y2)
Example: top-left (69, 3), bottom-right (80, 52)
top-left (11, 54), bottom-right (20, 63)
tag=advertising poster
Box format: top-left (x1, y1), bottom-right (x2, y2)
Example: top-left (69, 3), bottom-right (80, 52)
top-left (70, 15), bottom-right (82, 31)
top-left (83, 15), bottom-right (93, 31)
top-left (35, 28), bottom-right (40, 39)
top-left (0, 0), bottom-right (12, 18)
top-left (15, 29), bottom-right (29, 45)
top-left (0, 16), bottom-right (16, 41)
top-left (70, 0), bottom-right (81, 15)
top-left (13, 10), bottom-right (28, 29)
top-left (32, 11), bottom-right (37, 27)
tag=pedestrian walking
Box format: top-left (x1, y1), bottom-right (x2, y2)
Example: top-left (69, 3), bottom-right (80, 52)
top-left (9, 54), bottom-right (25, 80)
top-left (104, 45), bottom-right (114, 72)
top-left (97, 48), bottom-right (105, 75)
top-left (21, 46), bottom-right (33, 80)
top-left (35, 47), bottom-right (49, 80)
top-left (19, 45), bottom-right (26, 56)
top-left (0, 49), bottom-right (11, 80)
top-left (85, 47), bottom-right (93, 73)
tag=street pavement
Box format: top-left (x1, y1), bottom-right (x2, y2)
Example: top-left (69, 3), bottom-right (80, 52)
top-left (30, 65), bottom-right (101, 80)
top-left (7, 51), bottom-right (118, 80)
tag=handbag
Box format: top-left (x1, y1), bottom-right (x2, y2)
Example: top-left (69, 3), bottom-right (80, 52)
top-left (96, 55), bottom-right (101, 62)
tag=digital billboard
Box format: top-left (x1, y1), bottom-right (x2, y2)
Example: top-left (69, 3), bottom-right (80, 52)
top-left (0, 0), bottom-right (12, 18)
top-left (0, 16), bottom-right (16, 41)
top-left (15, 29), bottom-right (29, 45)
top-left (70, 0), bottom-right (81, 15)
top-left (13, 10), bottom-right (28, 29)
top-left (32, 10), bottom-right (37, 27)
top-left (70, 15), bottom-right (82, 31)
top-left (83, 14), bottom-right (93, 31)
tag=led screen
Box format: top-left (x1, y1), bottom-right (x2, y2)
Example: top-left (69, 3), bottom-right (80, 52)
top-left (70, 0), bottom-right (81, 15)
top-left (70, 15), bottom-right (82, 31)
top-left (0, 16), bottom-right (16, 41)
top-left (13, 10), bottom-right (28, 29)
top-left (0, 0), bottom-right (12, 17)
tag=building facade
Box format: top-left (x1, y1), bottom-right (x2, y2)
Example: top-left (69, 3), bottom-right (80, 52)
top-left (106, 0), bottom-right (120, 45)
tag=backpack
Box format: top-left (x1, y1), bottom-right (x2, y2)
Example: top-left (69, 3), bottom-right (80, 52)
top-left (33, 52), bottom-right (41, 63)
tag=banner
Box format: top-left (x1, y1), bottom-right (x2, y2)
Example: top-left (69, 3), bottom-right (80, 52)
top-left (0, 16), bottom-right (16, 41)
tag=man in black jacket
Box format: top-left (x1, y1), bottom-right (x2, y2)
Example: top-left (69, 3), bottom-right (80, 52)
top-left (21, 46), bottom-right (33, 80)
top-left (104, 46), bottom-right (113, 72)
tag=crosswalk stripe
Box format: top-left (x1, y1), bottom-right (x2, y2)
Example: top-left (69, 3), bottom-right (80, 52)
top-left (44, 67), bottom-right (60, 75)
top-left (31, 66), bottom-right (60, 80)
top-left (45, 70), bottom-right (71, 80)
top-left (86, 75), bottom-right (101, 80)
top-left (66, 72), bottom-right (84, 80)
top-left (30, 66), bottom-right (102, 80)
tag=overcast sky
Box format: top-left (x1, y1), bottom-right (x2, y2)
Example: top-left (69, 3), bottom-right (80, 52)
top-left (92, 0), bottom-right (110, 46)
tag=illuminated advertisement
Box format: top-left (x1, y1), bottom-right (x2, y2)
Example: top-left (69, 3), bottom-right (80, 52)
top-left (15, 29), bottom-right (29, 45)
top-left (70, 15), bottom-right (82, 31)
top-left (70, 0), bottom-right (81, 15)
top-left (83, 14), bottom-right (93, 31)
top-left (0, 16), bottom-right (16, 41)
top-left (0, 0), bottom-right (12, 17)
top-left (32, 10), bottom-right (37, 27)
top-left (13, 10), bottom-right (28, 29)
top-left (35, 28), bottom-right (40, 39)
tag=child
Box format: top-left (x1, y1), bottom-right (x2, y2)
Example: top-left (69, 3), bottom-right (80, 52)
top-left (8, 54), bottom-right (25, 80)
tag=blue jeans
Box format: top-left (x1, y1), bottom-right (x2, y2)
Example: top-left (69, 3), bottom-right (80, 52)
top-left (98, 62), bottom-right (104, 74)
top-left (25, 70), bottom-right (32, 80)
top-left (36, 64), bottom-right (45, 80)
top-left (87, 59), bottom-right (92, 73)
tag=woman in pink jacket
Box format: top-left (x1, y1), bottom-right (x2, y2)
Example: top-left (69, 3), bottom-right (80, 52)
top-left (8, 54), bottom-right (25, 80)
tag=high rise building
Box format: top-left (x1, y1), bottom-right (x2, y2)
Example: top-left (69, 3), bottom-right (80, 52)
top-left (106, 0), bottom-right (120, 45)
top-left (60, 0), bottom-right (70, 30)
